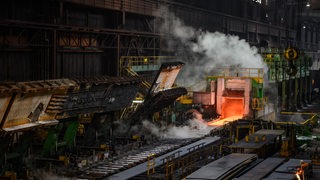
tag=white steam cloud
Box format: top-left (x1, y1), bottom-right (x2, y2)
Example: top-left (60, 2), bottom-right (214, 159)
top-left (142, 112), bottom-right (215, 139)
top-left (156, 7), bottom-right (267, 91)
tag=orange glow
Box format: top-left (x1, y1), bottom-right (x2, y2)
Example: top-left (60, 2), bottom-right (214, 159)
top-left (207, 115), bottom-right (243, 126)
top-left (207, 98), bottom-right (244, 127)
top-left (221, 98), bottom-right (244, 119)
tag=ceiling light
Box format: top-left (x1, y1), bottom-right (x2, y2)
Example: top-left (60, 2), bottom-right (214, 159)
top-left (306, 2), bottom-right (310, 7)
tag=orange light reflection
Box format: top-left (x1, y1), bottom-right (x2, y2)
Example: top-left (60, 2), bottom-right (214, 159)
top-left (207, 115), bottom-right (243, 126)
top-left (221, 98), bottom-right (244, 119)
top-left (208, 98), bottom-right (244, 127)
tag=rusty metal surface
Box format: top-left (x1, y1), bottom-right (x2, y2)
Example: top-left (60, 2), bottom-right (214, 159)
top-left (128, 87), bottom-right (187, 127)
top-left (0, 96), bottom-right (11, 124)
top-left (0, 82), bottom-right (20, 94)
top-left (0, 79), bottom-right (75, 94)
top-left (2, 120), bottom-right (59, 132)
top-left (16, 79), bottom-right (75, 93)
top-left (148, 62), bottom-right (184, 95)
top-left (125, 62), bottom-right (186, 127)
top-left (0, 79), bottom-right (75, 131)
top-left (3, 93), bottom-right (54, 128)
top-left (0, 76), bottom-right (141, 131)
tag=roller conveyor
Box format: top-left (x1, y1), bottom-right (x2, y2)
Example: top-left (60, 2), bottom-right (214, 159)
top-left (78, 140), bottom-right (193, 179)
top-left (104, 136), bottom-right (220, 180)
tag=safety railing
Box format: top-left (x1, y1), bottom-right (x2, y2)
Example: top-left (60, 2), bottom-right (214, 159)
top-left (147, 153), bottom-right (155, 176)
top-left (123, 67), bottom-right (151, 89)
top-left (251, 97), bottom-right (268, 110)
top-left (207, 67), bottom-right (264, 79)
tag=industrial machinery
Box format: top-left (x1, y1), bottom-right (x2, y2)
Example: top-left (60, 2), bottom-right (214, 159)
top-left (261, 47), bottom-right (313, 111)
top-left (126, 61), bottom-right (187, 128)
top-left (0, 76), bottom-right (141, 133)
top-left (0, 49), bottom-right (318, 179)
top-left (0, 76), bottom-right (141, 177)
top-left (0, 60), bottom-right (190, 178)
top-left (187, 67), bottom-right (266, 123)
top-left (173, 47), bottom-right (315, 142)
top-left (118, 56), bottom-right (189, 128)
top-left (180, 47), bottom-right (313, 124)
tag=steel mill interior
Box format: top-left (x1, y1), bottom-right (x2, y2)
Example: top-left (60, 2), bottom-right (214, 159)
top-left (1, 0), bottom-right (320, 179)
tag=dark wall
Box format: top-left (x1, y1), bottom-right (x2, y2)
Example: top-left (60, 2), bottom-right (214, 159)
top-left (173, 0), bottom-right (267, 21)
top-left (0, 0), bottom-right (159, 81)
top-left (0, 0), bottom-right (316, 82)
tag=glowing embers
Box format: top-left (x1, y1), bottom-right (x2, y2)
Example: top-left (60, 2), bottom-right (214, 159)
top-left (221, 98), bottom-right (244, 119)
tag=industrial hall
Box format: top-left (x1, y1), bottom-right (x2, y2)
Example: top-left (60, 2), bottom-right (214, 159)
top-left (1, 0), bottom-right (320, 179)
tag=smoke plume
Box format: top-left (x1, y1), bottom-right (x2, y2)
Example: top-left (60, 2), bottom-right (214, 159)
top-left (141, 113), bottom-right (214, 139)
top-left (156, 7), bottom-right (267, 91)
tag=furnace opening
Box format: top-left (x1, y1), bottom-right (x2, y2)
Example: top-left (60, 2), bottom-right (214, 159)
top-left (221, 98), bottom-right (244, 119)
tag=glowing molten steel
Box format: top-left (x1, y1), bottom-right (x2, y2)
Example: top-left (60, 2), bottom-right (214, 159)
top-left (208, 98), bottom-right (244, 127)
top-left (221, 98), bottom-right (244, 119)
top-left (207, 115), bottom-right (243, 126)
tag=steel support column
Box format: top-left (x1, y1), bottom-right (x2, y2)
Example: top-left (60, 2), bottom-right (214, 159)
top-left (294, 78), bottom-right (299, 110)
top-left (287, 79), bottom-right (296, 111)
top-left (281, 80), bottom-right (287, 111)
top-left (306, 75), bottom-right (312, 103)
top-left (52, 29), bottom-right (57, 79)
top-left (116, 34), bottom-right (120, 76)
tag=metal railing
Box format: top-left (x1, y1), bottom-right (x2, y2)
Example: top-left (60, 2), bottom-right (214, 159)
top-left (251, 97), bottom-right (268, 110)
top-left (123, 67), bottom-right (151, 89)
top-left (207, 68), bottom-right (264, 79)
